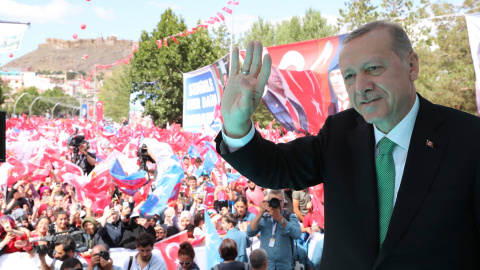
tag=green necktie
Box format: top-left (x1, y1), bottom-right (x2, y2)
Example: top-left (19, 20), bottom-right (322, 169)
top-left (376, 137), bottom-right (397, 246)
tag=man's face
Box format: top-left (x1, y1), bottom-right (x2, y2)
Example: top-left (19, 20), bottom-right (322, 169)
top-left (183, 158), bottom-right (190, 166)
top-left (339, 28), bottom-right (418, 133)
top-left (136, 245), bottom-right (153, 262)
top-left (267, 67), bottom-right (287, 96)
top-left (84, 221), bottom-right (95, 235)
top-left (148, 219), bottom-right (156, 227)
top-left (54, 245), bottom-right (70, 261)
top-left (188, 179), bottom-right (196, 188)
top-left (248, 180), bottom-right (256, 190)
top-left (329, 69), bottom-right (347, 97)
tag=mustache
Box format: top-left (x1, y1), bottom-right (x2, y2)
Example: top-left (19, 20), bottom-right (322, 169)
top-left (355, 91), bottom-right (384, 103)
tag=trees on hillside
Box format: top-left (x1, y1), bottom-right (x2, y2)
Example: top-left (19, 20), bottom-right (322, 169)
top-left (130, 8), bottom-right (229, 127)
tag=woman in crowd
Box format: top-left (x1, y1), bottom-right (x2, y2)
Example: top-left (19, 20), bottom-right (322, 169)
top-left (177, 241), bottom-right (200, 270)
top-left (81, 216), bottom-right (98, 251)
top-left (192, 211), bottom-right (204, 238)
top-left (0, 215), bottom-right (28, 255)
top-left (233, 196), bottom-right (255, 232)
top-left (211, 238), bottom-right (250, 270)
top-left (25, 216), bottom-right (51, 253)
top-left (178, 211), bottom-right (193, 232)
top-left (222, 212), bottom-right (251, 263)
top-left (163, 207), bottom-right (177, 227)
top-left (154, 224), bottom-right (166, 242)
top-left (52, 208), bottom-right (73, 233)
top-left (95, 206), bottom-right (124, 249)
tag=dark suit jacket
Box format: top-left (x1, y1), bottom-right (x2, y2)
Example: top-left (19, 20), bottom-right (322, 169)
top-left (216, 96), bottom-right (480, 269)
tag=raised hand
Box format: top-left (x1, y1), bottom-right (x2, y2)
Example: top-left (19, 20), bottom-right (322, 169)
top-left (0, 219), bottom-right (13, 232)
top-left (221, 41), bottom-right (272, 138)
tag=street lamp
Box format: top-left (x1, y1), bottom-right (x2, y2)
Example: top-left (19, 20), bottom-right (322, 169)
top-left (13, 92), bottom-right (28, 116)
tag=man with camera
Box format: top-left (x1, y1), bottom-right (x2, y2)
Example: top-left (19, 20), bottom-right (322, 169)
top-left (77, 140), bottom-right (96, 175)
top-left (247, 190), bottom-right (301, 270)
top-left (86, 244), bottom-right (122, 270)
top-left (39, 237), bottom-right (88, 270)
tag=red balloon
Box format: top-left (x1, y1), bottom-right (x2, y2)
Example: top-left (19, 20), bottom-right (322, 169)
top-left (73, 33), bottom-right (78, 39)
top-left (80, 23), bottom-right (86, 30)
top-left (9, 53), bottom-right (13, 58)
top-left (83, 54), bottom-right (89, 59)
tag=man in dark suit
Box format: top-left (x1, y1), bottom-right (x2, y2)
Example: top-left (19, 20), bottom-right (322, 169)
top-left (216, 20), bottom-right (480, 269)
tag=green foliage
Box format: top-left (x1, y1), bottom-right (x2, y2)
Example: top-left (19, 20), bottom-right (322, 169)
top-left (240, 18), bottom-right (275, 47)
top-left (338, 0), bottom-right (380, 31)
top-left (98, 64), bottom-right (131, 122)
top-left (130, 8), bottom-right (227, 127)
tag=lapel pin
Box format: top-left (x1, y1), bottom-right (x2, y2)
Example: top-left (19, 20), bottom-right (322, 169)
top-left (426, 139), bottom-right (434, 148)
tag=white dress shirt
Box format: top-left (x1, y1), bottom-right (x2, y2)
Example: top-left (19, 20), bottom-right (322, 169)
top-left (222, 95), bottom-right (421, 206)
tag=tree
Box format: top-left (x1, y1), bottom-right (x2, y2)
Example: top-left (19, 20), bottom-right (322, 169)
top-left (240, 17), bottom-right (276, 48)
top-left (338, 0), bottom-right (379, 31)
top-left (98, 64), bottom-right (131, 122)
top-left (130, 8), bottom-right (226, 126)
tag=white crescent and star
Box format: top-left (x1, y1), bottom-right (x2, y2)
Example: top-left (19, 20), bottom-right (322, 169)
top-left (165, 243), bottom-right (180, 260)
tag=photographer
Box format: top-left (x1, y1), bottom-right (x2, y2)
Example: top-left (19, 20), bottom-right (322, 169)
top-left (87, 244), bottom-right (122, 270)
top-left (77, 140), bottom-right (96, 175)
top-left (247, 190), bottom-right (300, 270)
top-left (39, 237), bottom-right (87, 270)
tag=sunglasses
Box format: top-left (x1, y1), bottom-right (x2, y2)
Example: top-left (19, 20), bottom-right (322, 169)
top-left (179, 261), bottom-right (192, 266)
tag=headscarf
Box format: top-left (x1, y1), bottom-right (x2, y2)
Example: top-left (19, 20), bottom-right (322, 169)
top-left (39, 186), bottom-right (51, 197)
top-left (177, 211), bottom-right (193, 231)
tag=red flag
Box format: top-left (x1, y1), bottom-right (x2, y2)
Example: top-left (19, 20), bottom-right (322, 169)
top-left (217, 12), bottom-right (225, 21)
top-left (222, 7), bottom-right (233, 14)
top-left (133, 180), bottom-right (152, 205)
top-left (205, 19), bottom-right (215, 24)
top-left (84, 166), bottom-right (111, 194)
top-left (164, 37), bottom-right (169, 47)
top-left (170, 36), bottom-right (178, 45)
top-left (227, 0), bottom-right (239, 5)
top-left (96, 102), bottom-right (104, 122)
top-left (156, 40), bottom-right (162, 48)
top-left (75, 183), bottom-right (111, 212)
top-left (198, 24), bottom-right (209, 29)
top-left (309, 184), bottom-right (325, 227)
top-left (56, 161), bottom-right (84, 185)
top-left (6, 157), bottom-right (28, 185)
top-left (155, 231), bottom-right (189, 270)
top-left (204, 186), bottom-right (215, 208)
top-left (211, 16), bottom-right (220, 23)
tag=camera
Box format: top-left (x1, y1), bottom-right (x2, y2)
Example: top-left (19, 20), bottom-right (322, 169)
top-left (30, 230), bottom-right (89, 255)
top-left (137, 144), bottom-right (155, 172)
top-left (98, 250), bottom-right (110, 261)
top-left (68, 133), bottom-right (85, 148)
top-left (268, 198), bottom-right (281, 208)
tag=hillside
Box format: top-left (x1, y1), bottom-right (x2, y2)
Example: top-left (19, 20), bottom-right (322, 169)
top-left (1, 36), bottom-right (137, 73)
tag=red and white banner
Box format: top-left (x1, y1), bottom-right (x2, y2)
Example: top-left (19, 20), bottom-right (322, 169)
top-left (96, 101), bottom-right (104, 122)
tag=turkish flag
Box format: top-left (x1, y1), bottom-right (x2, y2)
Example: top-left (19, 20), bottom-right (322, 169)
top-left (84, 166), bottom-right (111, 194)
top-left (75, 183), bottom-right (111, 212)
top-left (88, 105), bottom-right (94, 118)
top-left (96, 102), bottom-right (103, 122)
top-left (133, 179), bottom-right (152, 205)
top-left (56, 161), bottom-right (84, 185)
top-left (309, 184), bottom-right (325, 227)
top-left (155, 231), bottom-right (189, 270)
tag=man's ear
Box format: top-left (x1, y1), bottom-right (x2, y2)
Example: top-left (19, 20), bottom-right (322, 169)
top-left (407, 52), bottom-right (419, 81)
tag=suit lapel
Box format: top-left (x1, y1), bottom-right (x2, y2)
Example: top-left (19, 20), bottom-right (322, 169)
top-left (374, 97), bottom-right (448, 268)
top-left (348, 116), bottom-right (380, 257)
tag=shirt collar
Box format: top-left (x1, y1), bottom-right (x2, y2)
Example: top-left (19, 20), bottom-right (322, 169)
top-left (374, 94), bottom-right (420, 150)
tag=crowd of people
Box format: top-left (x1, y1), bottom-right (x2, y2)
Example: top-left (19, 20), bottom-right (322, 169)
top-left (1, 123), bottom-right (324, 270)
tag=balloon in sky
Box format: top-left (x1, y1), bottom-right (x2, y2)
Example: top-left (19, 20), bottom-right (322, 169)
top-left (73, 33), bottom-right (78, 39)
top-left (9, 53), bottom-right (13, 58)
top-left (80, 23), bottom-right (86, 30)
top-left (83, 54), bottom-right (89, 59)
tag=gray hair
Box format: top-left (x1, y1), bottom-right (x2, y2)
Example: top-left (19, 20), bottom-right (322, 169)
top-left (250, 248), bottom-right (268, 269)
top-left (267, 189), bottom-right (285, 201)
top-left (342, 20), bottom-right (414, 67)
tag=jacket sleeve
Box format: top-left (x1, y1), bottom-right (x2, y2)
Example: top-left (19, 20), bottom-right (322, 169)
top-left (281, 213), bottom-right (301, 239)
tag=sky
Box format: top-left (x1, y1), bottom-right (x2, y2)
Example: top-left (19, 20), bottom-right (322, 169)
top-left (0, 0), bottom-right (462, 66)
top-left (0, 0), bottom-right (349, 66)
